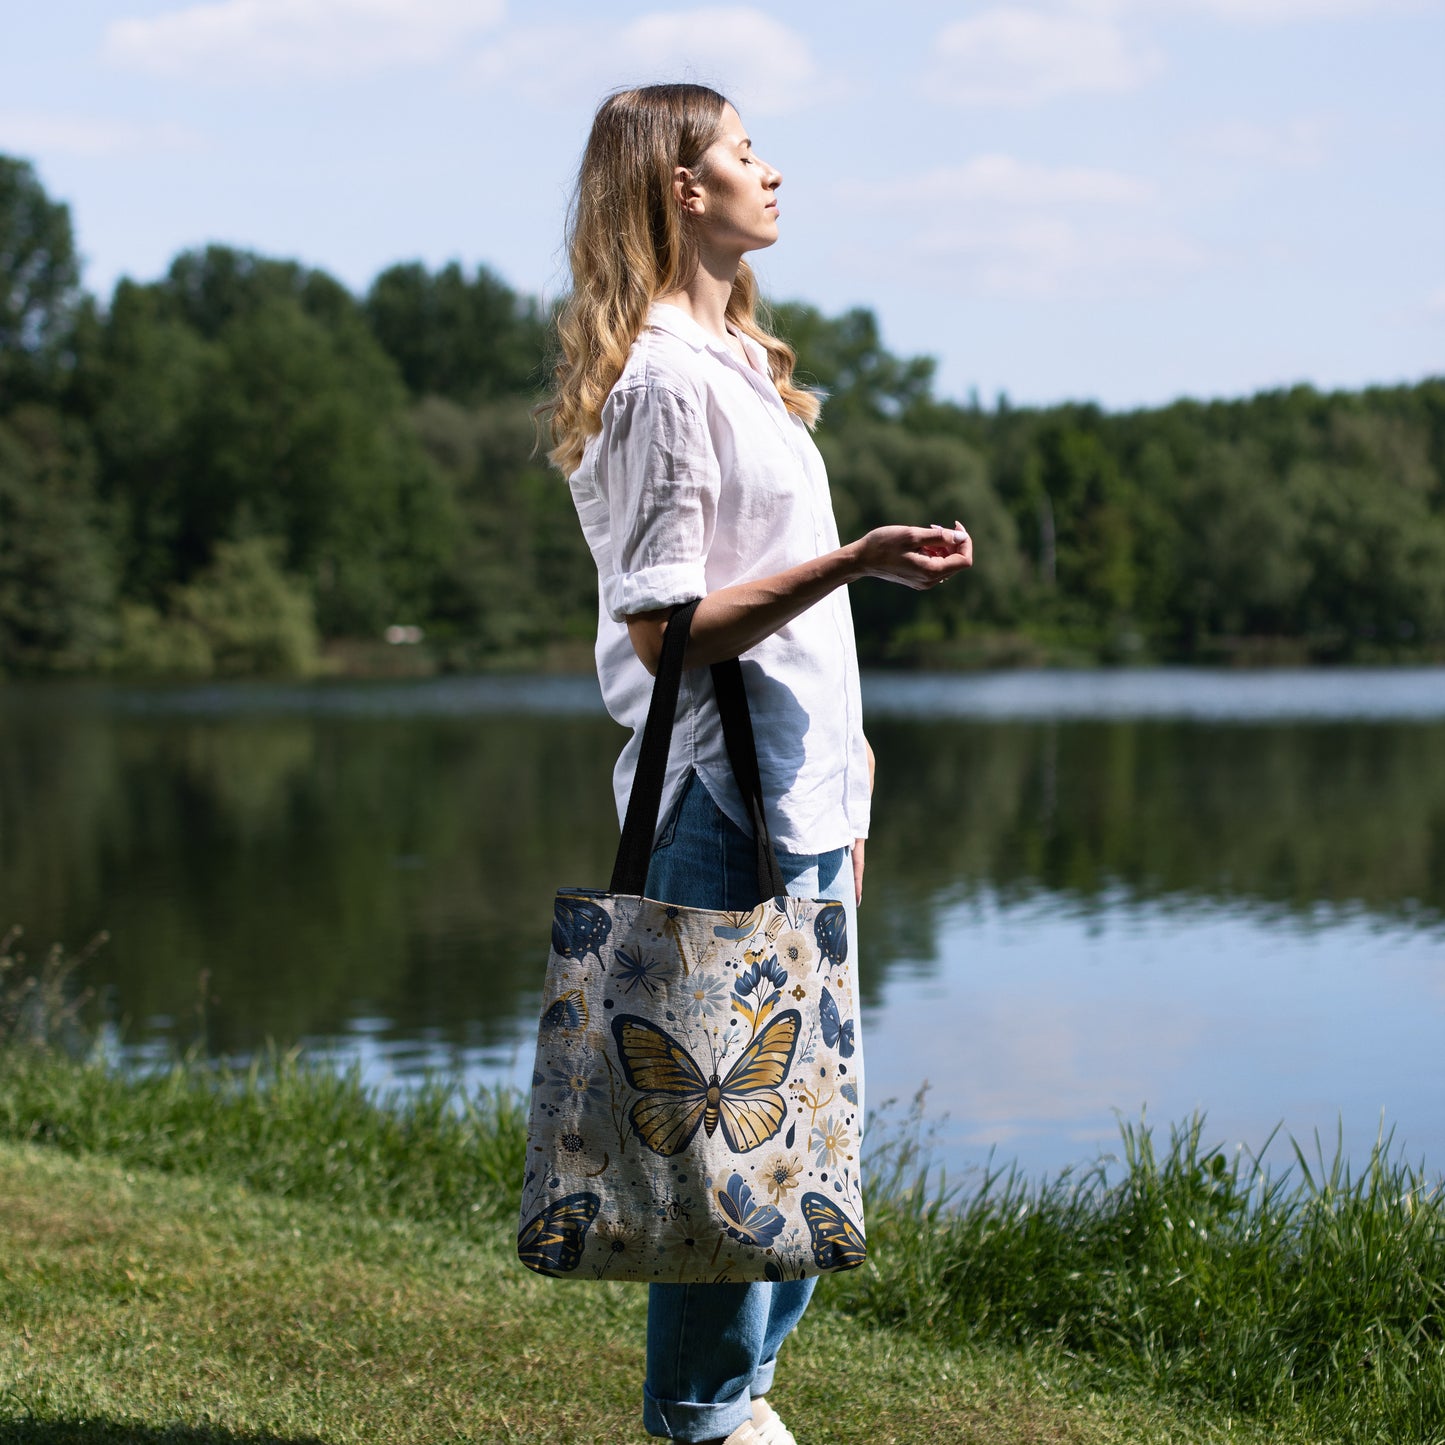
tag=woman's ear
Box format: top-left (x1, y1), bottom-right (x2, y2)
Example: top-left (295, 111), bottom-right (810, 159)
top-left (673, 165), bottom-right (704, 216)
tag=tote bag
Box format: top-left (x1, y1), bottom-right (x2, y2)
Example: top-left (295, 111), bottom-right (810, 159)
top-left (517, 599), bottom-right (866, 1284)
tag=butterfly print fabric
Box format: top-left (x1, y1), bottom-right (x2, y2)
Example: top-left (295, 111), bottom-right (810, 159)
top-left (519, 888), bottom-right (866, 1283)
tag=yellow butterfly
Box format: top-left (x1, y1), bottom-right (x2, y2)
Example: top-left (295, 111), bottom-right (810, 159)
top-left (800, 1192), bottom-right (867, 1272)
top-left (611, 1010), bottom-right (800, 1157)
top-left (517, 1191), bottom-right (600, 1277)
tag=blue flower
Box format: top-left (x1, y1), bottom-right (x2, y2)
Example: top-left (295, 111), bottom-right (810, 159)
top-left (684, 972), bottom-right (731, 1018)
top-left (734, 954), bottom-right (788, 1002)
top-left (615, 948), bottom-right (668, 996)
top-left (811, 1113), bottom-right (847, 1169)
top-left (546, 1057), bottom-right (605, 1106)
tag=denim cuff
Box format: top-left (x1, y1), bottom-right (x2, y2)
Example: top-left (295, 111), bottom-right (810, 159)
top-left (642, 1380), bottom-right (752, 1442)
top-left (750, 1354), bottom-right (778, 1398)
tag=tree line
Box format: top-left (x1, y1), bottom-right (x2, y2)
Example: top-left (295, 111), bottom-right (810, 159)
top-left (2, 152), bottom-right (1442, 678)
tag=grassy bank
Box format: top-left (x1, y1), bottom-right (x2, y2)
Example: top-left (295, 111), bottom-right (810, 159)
top-left (1, 1051), bottom-right (1442, 1443)
top-left (1, 1138), bottom-right (1290, 1445)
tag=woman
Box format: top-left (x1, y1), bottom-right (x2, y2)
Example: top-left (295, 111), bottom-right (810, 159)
top-left (543, 83), bottom-right (972, 1445)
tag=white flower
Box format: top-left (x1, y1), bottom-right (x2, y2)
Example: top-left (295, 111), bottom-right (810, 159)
top-left (775, 929), bottom-right (813, 970)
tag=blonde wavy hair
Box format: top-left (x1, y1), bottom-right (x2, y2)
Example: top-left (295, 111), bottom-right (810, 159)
top-left (541, 83), bottom-right (820, 478)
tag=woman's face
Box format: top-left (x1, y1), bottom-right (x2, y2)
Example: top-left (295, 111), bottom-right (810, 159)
top-left (688, 103), bottom-right (782, 258)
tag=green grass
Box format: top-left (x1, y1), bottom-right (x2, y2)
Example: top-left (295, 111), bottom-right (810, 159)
top-left (849, 1108), bottom-right (1445, 1442)
top-left (0, 1138), bottom-right (1295, 1445)
top-left (1, 1050), bottom-right (1442, 1443)
top-left (0, 1044), bottom-right (528, 1236)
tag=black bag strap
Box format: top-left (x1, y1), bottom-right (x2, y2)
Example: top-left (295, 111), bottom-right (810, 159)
top-left (609, 599), bottom-right (698, 895)
top-left (711, 654), bottom-right (788, 902)
top-left (610, 599), bottom-right (787, 902)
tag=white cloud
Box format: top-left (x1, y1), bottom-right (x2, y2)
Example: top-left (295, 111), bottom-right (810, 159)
top-left (1068, 0), bottom-right (1432, 20)
top-left (1195, 117), bottom-right (1329, 168)
top-left (1173, 0), bottom-right (1430, 20)
top-left (910, 216), bottom-right (1209, 298)
top-left (859, 156), bottom-right (1152, 209)
top-left (105, 0), bottom-right (505, 81)
top-left (0, 110), bottom-right (202, 158)
top-left (839, 153), bottom-right (1206, 299)
top-left (925, 8), bottom-right (1163, 106)
top-left (923, 0), bottom-right (1437, 111)
top-left (472, 7), bottom-right (827, 118)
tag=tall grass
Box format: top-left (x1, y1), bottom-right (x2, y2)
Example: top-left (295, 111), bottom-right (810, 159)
top-left (0, 926), bottom-right (103, 1053)
top-left (2, 1048), bottom-right (1441, 1442)
top-left (0, 1047), bottom-right (528, 1235)
top-left (850, 1099), bottom-right (1445, 1442)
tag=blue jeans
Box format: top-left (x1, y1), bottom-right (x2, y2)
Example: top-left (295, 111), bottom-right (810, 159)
top-left (641, 771), bottom-right (857, 1442)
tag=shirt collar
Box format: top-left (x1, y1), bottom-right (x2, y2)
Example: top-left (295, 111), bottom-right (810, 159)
top-left (646, 302), bottom-right (769, 375)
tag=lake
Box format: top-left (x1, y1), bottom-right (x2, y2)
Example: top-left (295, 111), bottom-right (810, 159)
top-left (4, 668), bottom-right (1443, 1182)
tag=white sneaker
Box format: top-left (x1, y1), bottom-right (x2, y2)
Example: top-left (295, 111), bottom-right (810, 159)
top-left (717, 1422), bottom-right (765, 1445)
top-left (750, 1398), bottom-right (798, 1445)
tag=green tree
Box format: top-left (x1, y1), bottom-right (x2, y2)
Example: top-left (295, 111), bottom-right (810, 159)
top-left (190, 291), bottom-right (455, 635)
top-left (9, 146), bottom-right (1445, 673)
top-left (771, 303), bottom-right (936, 425)
top-left (112, 535), bottom-right (320, 677)
top-left (1022, 419), bottom-right (1140, 634)
top-left (0, 155), bottom-right (83, 407)
top-left (819, 421), bottom-right (1026, 660)
top-left (0, 405), bottom-right (115, 672)
top-left (365, 261), bottom-right (549, 403)
top-left (179, 535), bottom-right (319, 675)
top-left (1119, 435), bottom-right (1185, 649)
top-left (83, 277), bottom-right (216, 603)
top-left (163, 244), bottom-right (363, 342)
top-left (1292, 459), bottom-right (1445, 653)
top-left (1172, 440), bottom-right (1310, 646)
top-left (411, 396), bottom-right (594, 662)
top-left (84, 249), bottom-right (458, 639)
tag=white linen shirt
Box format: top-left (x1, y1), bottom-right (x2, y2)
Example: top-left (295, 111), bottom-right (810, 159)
top-left (568, 302), bottom-right (871, 855)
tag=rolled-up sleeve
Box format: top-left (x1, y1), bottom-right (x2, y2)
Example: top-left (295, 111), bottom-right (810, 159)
top-left (597, 381), bottom-right (720, 622)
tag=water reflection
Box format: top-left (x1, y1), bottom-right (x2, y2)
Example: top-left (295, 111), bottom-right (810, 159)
top-left (2, 690), bottom-right (624, 1053)
top-left (859, 890), bottom-right (1445, 1179)
top-left (862, 715), bottom-right (1445, 974)
top-left (3, 671), bottom-right (1444, 1176)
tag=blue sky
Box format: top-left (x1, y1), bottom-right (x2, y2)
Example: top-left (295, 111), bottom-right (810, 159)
top-left (5, 0), bottom-right (1443, 408)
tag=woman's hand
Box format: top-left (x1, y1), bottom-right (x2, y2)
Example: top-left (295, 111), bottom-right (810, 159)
top-left (851, 521), bottom-right (973, 589)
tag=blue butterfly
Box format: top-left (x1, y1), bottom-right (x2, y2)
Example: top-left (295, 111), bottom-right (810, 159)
top-left (517, 1191), bottom-right (600, 1276)
top-left (552, 894), bottom-right (612, 964)
top-left (716, 1172), bottom-right (784, 1246)
top-left (540, 988), bottom-right (587, 1034)
top-left (813, 902), bottom-right (848, 969)
top-left (800, 1192), bottom-right (866, 1271)
top-left (819, 986), bottom-right (855, 1058)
